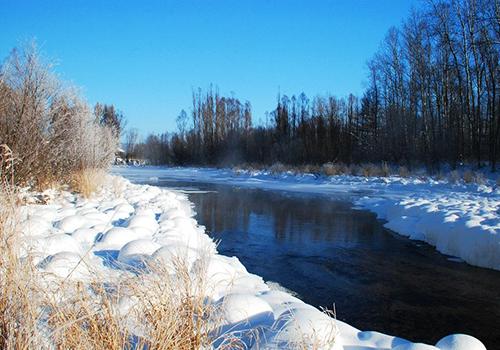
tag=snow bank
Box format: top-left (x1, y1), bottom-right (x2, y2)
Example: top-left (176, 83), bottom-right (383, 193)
top-left (356, 194), bottom-right (500, 270)
top-left (20, 174), bottom-right (487, 349)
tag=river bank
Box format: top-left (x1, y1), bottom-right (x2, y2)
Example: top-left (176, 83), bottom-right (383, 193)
top-left (10, 172), bottom-right (487, 349)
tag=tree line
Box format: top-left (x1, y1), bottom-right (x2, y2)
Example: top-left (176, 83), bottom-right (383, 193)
top-left (129, 0), bottom-right (500, 171)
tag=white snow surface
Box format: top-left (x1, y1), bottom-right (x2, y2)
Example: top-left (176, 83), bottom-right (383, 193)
top-left (20, 174), bottom-right (487, 349)
top-left (115, 166), bottom-right (500, 271)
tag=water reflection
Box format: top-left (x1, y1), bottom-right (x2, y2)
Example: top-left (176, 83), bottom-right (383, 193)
top-left (153, 178), bottom-right (500, 349)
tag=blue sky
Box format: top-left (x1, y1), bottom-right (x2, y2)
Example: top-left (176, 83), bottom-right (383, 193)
top-left (1, 0), bottom-right (417, 136)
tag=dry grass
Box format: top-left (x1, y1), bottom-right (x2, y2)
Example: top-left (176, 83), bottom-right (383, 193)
top-left (0, 218), bottom-right (217, 350)
top-left (0, 152), bottom-right (217, 349)
top-left (448, 170), bottom-right (461, 183)
top-left (70, 168), bottom-right (106, 198)
top-left (0, 145), bottom-right (43, 349)
top-left (269, 162), bottom-right (288, 174)
top-left (380, 162), bottom-right (391, 177)
top-left (398, 166), bottom-right (410, 177)
top-left (321, 163), bottom-right (345, 176)
top-left (473, 171), bottom-right (485, 185)
top-left (361, 163), bottom-right (380, 177)
top-left (44, 260), bottom-right (215, 350)
top-left (462, 170), bottom-right (475, 183)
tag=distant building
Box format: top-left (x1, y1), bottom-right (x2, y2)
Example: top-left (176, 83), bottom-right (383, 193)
top-left (115, 148), bottom-right (126, 165)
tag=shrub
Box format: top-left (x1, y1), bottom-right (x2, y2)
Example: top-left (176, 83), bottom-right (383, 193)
top-left (269, 162), bottom-right (287, 174)
top-left (299, 164), bottom-right (321, 174)
top-left (70, 168), bottom-right (106, 198)
top-left (462, 170), bottom-right (475, 183)
top-left (361, 163), bottom-right (380, 177)
top-left (322, 163), bottom-right (339, 176)
top-left (474, 171), bottom-right (485, 185)
top-left (380, 162), bottom-right (391, 177)
top-left (448, 170), bottom-right (460, 183)
top-left (398, 166), bottom-right (410, 177)
top-left (0, 42), bottom-right (118, 190)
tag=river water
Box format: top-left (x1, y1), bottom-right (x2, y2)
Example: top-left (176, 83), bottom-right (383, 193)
top-left (118, 168), bottom-right (500, 348)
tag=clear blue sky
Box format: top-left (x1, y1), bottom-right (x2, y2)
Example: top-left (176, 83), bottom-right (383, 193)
top-left (1, 0), bottom-right (418, 136)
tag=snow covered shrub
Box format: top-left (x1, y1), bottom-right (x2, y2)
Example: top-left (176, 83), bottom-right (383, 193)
top-left (349, 164), bottom-right (360, 176)
top-left (474, 171), bottom-right (485, 185)
top-left (463, 170), bottom-right (475, 183)
top-left (381, 162), bottom-right (390, 177)
top-left (0, 43), bottom-right (118, 190)
top-left (322, 162), bottom-right (339, 176)
top-left (296, 164), bottom-right (320, 175)
top-left (398, 165), bottom-right (410, 177)
top-left (70, 168), bottom-right (106, 198)
top-left (448, 170), bottom-right (460, 183)
top-left (269, 162), bottom-right (287, 174)
top-left (361, 163), bottom-right (380, 177)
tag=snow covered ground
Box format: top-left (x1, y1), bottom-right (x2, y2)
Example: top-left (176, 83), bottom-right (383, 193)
top-left (15, 172), bottom-right (489, 349)
top-left (114, 166), bottom-right (500, 271)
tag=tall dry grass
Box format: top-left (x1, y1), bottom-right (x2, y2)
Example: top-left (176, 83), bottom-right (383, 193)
top-left (0, 145), bottom-right (217, 349)
top-left (70, 168), bottom-right (106, 198)
top-left (44, 261), bottom-right (215, 350)
top-left (0, 144), bottom-right (43, 349)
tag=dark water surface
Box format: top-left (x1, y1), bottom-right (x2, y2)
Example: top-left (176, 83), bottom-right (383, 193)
top-left (124, 172), bottom-right (500, 348)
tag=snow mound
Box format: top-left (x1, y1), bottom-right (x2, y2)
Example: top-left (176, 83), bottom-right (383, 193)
top-left (220, 293), bottom-right (274, 325)
top-left (57, 214), bottom-right (87, 233)
top-left (435, 334), bottom-right (486, 350)
top-left (117, 239), bottom-right (161, 265)
top-left (97, 227), bottom-right (143, 250)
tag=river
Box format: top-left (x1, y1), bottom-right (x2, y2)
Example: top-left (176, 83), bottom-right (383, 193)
top-left (117, 167), bottom-right (500, 348)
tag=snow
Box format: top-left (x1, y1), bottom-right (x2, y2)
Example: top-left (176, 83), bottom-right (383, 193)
top-left (435, 334), bottom-right (487, 350)
top-left (114, 166), bottom-right (500, 271)
top-left (18, 173), bottom-right (488, 349)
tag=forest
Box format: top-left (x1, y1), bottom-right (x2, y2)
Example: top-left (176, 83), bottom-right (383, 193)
top-left (128, 0), bottom-right (500, 171)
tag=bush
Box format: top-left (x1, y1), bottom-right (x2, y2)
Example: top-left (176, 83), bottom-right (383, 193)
top-left (474, 171), bottom-right (485, 185)
top-left (398, 166), bottom-right (410, 177)
top-left (321, 163), bottom-right (339, 176)
top-left (462, 170), bottom-right (475, 183)
top-left (380, 162), bottom-right (391, 177)
top-left (361, 163), bottom-right (380, 177)
top-left (448, 170), bottom-right (460, 183)
top-left (0, 43), bottom-right (118, 190)
top-left (269, 162), bottom-right (287, 174)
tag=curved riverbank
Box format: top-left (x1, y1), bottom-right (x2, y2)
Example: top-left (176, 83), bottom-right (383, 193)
top-left (15, 173), bottom-right (488, 349)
